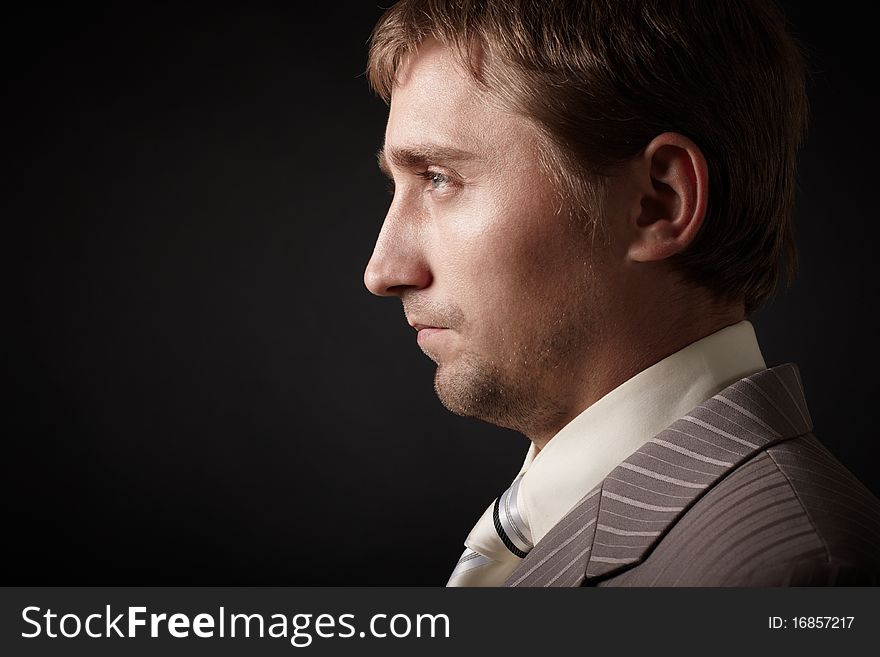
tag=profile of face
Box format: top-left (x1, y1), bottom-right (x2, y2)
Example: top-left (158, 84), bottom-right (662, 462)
top-left (364, 40), bottom-right (629, 440)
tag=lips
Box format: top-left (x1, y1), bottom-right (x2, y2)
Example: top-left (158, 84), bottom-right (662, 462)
top-left (408, 321), bottom-right (449, 348)
top-left (416, 326), bottom-right (446, 347)
top-left (410, 322), bottom-right (446, 331)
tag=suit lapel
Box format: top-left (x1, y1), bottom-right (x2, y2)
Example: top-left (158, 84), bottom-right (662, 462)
top-left (505, 363), bottom-right (813, 587)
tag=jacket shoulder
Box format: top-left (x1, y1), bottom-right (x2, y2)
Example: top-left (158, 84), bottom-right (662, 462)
top-left (600, 433), bottom-right (880, 586)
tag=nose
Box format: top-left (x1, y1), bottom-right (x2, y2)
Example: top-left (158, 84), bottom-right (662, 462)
top-left (364, 213), bottom-right (432, 297)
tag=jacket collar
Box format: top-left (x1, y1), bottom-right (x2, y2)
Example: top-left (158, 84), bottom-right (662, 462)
top-left (505, 363), bottom-right (813, 587)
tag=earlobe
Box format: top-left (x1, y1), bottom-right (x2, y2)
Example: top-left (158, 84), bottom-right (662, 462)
top-left (627, 133), bottom-right (708, 263)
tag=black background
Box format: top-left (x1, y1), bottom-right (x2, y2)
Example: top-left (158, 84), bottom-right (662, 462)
top-left (6, 2), bottom-right (879, 585)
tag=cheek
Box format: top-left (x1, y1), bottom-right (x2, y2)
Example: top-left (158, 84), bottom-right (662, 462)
top-left (433, 190), bottom-right (576, 320)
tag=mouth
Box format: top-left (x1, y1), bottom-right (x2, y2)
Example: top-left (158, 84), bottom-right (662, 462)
top-left (409, 322), bottom-right (446, 331)
top-left (408, 321), bottom-right (449, 348)
top-left (416, 327), bottom-right (446, 349)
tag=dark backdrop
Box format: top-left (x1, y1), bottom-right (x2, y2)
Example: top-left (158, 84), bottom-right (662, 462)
top-left (6, 3), bottom-right (879, 585)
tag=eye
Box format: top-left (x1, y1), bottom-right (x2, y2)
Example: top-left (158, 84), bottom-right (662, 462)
top-left (418, 170), bottom-right (451, 191)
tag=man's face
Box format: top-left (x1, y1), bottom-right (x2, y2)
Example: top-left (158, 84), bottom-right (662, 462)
top-left (364, 40), bottom-right (623, 440)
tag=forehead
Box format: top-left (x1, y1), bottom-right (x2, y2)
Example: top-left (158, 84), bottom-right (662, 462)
top-left (385, 39), bottom-right (538, 159)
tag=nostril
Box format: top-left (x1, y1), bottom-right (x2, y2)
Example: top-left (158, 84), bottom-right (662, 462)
top-left (386, 283), bottom-right (414, 296)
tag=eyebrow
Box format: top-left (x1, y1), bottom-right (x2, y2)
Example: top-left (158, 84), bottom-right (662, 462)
top-left (376, 145), bottom-right (477, 178)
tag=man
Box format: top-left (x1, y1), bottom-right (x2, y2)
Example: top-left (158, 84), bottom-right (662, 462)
top-left (363, 0), bottom-right (880, 586)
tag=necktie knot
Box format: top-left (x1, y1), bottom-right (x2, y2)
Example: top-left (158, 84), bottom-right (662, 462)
top-left (447, 474), bottom-right (533, 586)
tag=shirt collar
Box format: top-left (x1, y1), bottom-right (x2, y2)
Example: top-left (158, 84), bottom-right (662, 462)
top-left (516, 320), bottom-right (767, 544)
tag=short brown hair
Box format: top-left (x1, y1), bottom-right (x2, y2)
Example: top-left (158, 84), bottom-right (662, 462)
top-left (367, 0), bottom-right (808, 314)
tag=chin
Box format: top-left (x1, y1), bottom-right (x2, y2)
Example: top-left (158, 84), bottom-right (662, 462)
top-left (433, 357), bottom-right (488, 416)
top-left (433, 357), bottom-right (523, 427)
top-left (432, 350), bottom-right (572, 438)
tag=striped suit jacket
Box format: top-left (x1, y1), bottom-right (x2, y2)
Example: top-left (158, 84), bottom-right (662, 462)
top-left (504, 364), bottom-right (880, 586)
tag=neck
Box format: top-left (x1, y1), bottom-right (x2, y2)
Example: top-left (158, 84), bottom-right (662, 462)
top-left (528, 298), bottom-right (745, 451)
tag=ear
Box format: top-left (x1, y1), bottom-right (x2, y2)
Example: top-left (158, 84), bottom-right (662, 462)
top-left (626, 132), bottom-right (708, 263)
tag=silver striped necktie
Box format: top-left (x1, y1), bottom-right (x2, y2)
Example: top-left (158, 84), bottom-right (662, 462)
top-left (447, 473), bottom-right (534, 586)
